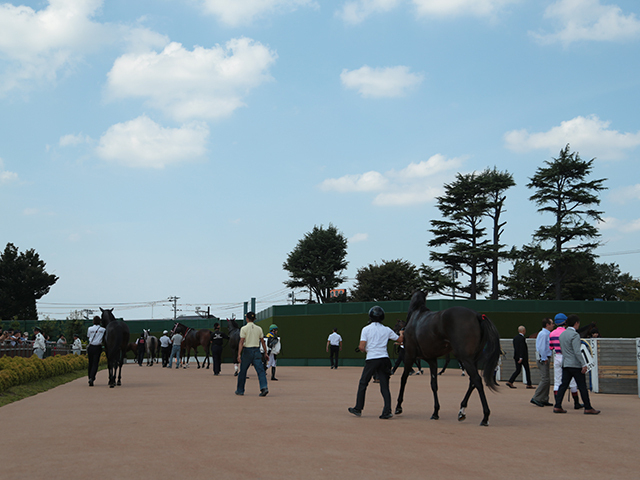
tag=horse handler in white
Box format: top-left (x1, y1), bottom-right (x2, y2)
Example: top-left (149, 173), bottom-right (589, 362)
top-left (348, 306), bottom-right (403, 419)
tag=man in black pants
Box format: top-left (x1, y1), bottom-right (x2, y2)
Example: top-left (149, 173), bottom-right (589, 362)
top-left (86, 316), bottom-right (106, 387)
top-left (506, 325), bottom-right (533, 389)
top-left (211, 323), bottom-right (229, 375)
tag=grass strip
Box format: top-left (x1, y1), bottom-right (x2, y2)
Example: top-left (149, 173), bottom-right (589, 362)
top-left (0, 365), bottom-right (106, 408)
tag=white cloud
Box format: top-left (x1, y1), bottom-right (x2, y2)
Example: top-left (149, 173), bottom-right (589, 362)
top-left (320, 154), bottom-right (464, 206)
top-left (599, 216), bottom-right (640, 233)
top-left (337, 0), bottom-right (401, 24)
top-left (610, 184), bottom-right (640, 204)
top-left (341, 65), bottom-right (423, 98)
top-left (504, 115), bottom-right (640, 160)
top-left (349, 233), bottom-right (369, 243)
top-left (95, 115), bottom-right (209, 169)
top-left (411, 0), bottom-right (518, 17)
top-left (0, 1), bottom-right (170, 95)
top-left (0, 158), bottom-right (18, 183)
top-left (59, 133), bottom-right (92, 147)
top-left (106, 38), bottom-right (277, 121)
top-left (533, 0), bottom-right (640, 45)
top-left (200, 0), bottom-right (316, 26)
top-left (23, 208), bottom-right (39, 215)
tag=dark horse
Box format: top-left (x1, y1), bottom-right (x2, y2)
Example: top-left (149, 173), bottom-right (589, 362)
top-left (173, 323), bottom-right (213, 369)
top-left (100, 308), bottom-right (130, 388)
top-left (395, 291), bottom-right (501, 426)
top-left (228, 318), bottom-right (241, 376)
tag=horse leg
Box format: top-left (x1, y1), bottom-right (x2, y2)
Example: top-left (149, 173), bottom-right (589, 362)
top-left (195, 347), bottom-right (201, 369)
top-left (428, 360), bottom-right (440, 420)
top-left (394, 363), bottom-right (413, 415)
top-left (461, 359), bottom-right (491, 426)
top-left (116, 350), bottom-right (124, 385)
top-left (204, 345), bottom-right (210, 369)
top-left (438, 354), bottom-right (450, 375)
top-left (457, 378), bottom-right (476, 422)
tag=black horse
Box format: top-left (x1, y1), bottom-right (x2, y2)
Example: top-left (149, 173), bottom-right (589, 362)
top-left (100, 308), bottom-right (130, 388)
top-left (395, 291), bottom-right (501, 426)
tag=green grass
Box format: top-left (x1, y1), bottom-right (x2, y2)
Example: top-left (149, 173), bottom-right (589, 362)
top-left (0, 365), bottom-right (106, 408)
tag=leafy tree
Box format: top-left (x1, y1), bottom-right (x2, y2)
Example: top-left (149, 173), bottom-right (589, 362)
top-left (428, 172), bottom-right (492, 299)
top-left (479, 168), bottom-right (515, 299)
top-left (283, 224), bottom-right (348, 304)
top-left (527, 145), bottom-right (606, 300)
top-left (500, 247), bottom-right (551, 300)
top-left (351, 259), bottom-right (421, 302)
top-left (65, 311), bottom-right (87, 340)
top-left (0, 243), bottom-right (58, 320)
top-left (621, 277), bottom-right (640, 301)
top-left (418, 264), bottom-right (457, 297)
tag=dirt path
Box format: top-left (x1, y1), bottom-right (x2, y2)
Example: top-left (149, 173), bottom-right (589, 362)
top-left (0, 364), bottom-right (638, 479)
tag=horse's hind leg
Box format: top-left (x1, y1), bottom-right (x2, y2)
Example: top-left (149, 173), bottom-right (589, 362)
top-left (461, 359), bottom-right (491, 426)
top-left (116, 351), bottom-right (124, 386)
top-left (457, 378), bottom-right (476, 422)
top-left (427, 360), bottom-right (440, 420)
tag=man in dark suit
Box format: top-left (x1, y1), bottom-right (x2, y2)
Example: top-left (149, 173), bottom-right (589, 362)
top-left (506, 326), bottom-right (533, 389)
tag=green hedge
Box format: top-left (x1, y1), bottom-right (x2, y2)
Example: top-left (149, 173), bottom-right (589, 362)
top-left (0, 353), bottom-right (106, 393)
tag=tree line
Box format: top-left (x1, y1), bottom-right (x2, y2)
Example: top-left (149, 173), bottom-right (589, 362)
top-left (283, 146), bottom-right (640, 302)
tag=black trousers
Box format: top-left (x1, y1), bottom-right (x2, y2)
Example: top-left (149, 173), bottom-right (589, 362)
top-left (212, 345), bottom-right (223, 374)
top-left (354, 357), bottom-right (392, 415)
top-left (161, 346), bottom-right (171, 366)
top-left (87, 344), bottom-right (102, 382)
top-left (508, 359), bottom-right (532, 386)
top-left (555, 367), bottom-right (593, 410)
top-left (137, 347), bottom-right (145, 365)
top-left (329, 345), bottom-right (340, 368)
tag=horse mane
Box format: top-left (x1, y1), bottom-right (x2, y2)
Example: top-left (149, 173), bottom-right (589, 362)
top-left (406, 290), bottom-right (428, 322)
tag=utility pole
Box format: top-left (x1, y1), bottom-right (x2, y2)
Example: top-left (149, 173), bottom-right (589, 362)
top-left (168, 296), bottom-right (180, 321)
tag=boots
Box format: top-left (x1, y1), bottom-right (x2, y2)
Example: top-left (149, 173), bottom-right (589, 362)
top-left (572, 392), bottom-right (584, 410)
top-left (271, 367), bottom-right (278, 381)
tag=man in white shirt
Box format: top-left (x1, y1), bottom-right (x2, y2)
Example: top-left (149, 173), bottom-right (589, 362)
top-left (326, 328), bottom-right (343, 369)
top-left (72, 334), bottom-right (82, 355)
top-left (159, 330), bottom-right (172, 367)
top-left (33, 327), bottom-right (46, 359)
top-left (348, 306), bottom-right (403, 419)
top-left (87, 316), bottom-right (106, 386)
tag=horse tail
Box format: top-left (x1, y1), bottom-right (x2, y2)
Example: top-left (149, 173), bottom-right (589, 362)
top-left (478, 313), bottom-right (500, 392)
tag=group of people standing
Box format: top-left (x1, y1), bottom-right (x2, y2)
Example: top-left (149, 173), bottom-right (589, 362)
top-left (508, 313), bottom-right (600, 415)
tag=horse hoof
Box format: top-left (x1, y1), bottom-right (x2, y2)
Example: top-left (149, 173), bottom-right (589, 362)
top-left (458, 413), bottom-right (466, 422)
top-left (197, 366), bottom-right (201, 369)
top-left (430, 414), bottom-right (439, 420)
top-left (479, 421), bottom-right (489, 427)
top-left (117, 381), bottom-right (121, 386)
top-left (395, 407), bottom-right (403, 415)
top-left (109, 384), bottom-right (115, 388)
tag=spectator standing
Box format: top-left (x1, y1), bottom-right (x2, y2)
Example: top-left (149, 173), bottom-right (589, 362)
top-left (235, 312), bottom-right (269, 397)
top-left (531, 318), bottom-right (554, 407)
top-left (553, 315), bottom-right (600, 415)
top-left (506, 326), bottom-right (533, 389)
top-left (326, 328), bottom-right (343, 369)
top-left (87, 316), bottom-right (106, 386)
top-left (33, 327), bottom-right (46, 359)
top-left (550, 313), bottom-right (583, 409)
top-left (159, 330), bottom-right (171, 367)
top-left (348, 306), bottom-right (403, 419)
top-left (72, 334), bottom-right (82, 355)
top-left (135, 332), bottom-right (145, 366)
top-left (210, 323), bottom-right (229, 375)
top-left (168, 331), bottom-right (182, 368)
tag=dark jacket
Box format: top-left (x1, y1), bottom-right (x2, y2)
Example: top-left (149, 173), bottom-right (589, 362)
top-left (512, 333), bottom-right (528, 361)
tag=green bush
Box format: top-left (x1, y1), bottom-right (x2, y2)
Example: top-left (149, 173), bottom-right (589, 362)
top-left (0, 353), bottom-right (107, 393)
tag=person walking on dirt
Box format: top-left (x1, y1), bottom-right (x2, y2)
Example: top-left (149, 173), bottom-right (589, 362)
top-left (211, 323), bottom-right (229, 375)
top-left (235, 311), bottom-right (269, 397)
top-left (87, 316), bottom-right (106, 386)
top-left (327, 328), bottom-right (342, 369)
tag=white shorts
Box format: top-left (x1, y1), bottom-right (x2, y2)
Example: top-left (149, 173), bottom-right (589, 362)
top-left (553, 353), bottom-right (577, 392)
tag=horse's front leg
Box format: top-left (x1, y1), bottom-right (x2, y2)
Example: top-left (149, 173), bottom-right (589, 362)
top-left (428, 360), bottom-right (440, 420)
top-left (395, 363), bottom-right (413, 415)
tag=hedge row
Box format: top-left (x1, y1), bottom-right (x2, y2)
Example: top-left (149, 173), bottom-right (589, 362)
top-left (0, 353), bottom-right (107, 393)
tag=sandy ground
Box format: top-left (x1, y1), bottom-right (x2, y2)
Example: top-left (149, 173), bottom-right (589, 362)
top-left (0, 363), bottom-right (638, 480)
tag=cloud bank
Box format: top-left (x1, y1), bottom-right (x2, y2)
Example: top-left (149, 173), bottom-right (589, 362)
top-left (320, 154), bottom-right (464, 206)
top-left (200, 0), bottom-right (316, 26)
top-left (504, 115), bottom-right (640, 160)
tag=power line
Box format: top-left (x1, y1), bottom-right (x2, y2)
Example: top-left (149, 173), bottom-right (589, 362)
top-left (599, 249), bottom-right (640, 257)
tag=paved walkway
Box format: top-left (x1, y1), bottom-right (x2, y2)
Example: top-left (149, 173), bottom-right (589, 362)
top-left (1, 364), bottom-right (638, 479)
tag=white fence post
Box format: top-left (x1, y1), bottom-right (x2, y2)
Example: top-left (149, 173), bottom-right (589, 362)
top-left (589, 338), bottom-right (599, 393)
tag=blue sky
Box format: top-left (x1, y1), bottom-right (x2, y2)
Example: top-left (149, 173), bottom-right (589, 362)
top-left (1, 0), bottom-right (639, 320)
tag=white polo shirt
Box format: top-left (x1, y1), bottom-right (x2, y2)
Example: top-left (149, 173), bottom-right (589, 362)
top-left (327, 332), bottom-right (342, 346)
top-left (360, 322), bottom-right (399, 360)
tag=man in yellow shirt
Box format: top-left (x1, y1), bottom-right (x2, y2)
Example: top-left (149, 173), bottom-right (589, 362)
top-left (235, 312), bottom-right (269, 397)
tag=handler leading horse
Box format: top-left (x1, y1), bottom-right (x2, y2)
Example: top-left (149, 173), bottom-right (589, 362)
top-left (395, 291), bottom-right (501, 426)
top-left (100, 308), bottom-right (130, 388)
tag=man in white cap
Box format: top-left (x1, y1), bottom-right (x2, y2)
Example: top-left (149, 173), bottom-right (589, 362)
top-left (33, 326), bottom-right (46, 359)
top-left (159, 330), bottom-right (171, 367)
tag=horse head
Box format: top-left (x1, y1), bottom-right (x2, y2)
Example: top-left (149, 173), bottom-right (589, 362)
top-left (100, 307), bottom-right (116, 328)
